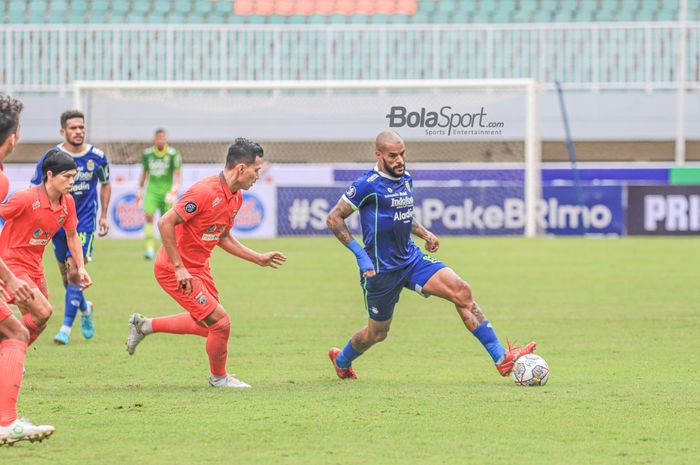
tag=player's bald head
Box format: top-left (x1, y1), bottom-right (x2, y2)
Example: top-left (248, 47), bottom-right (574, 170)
top-left (375, 130), bottom-right (403, 153)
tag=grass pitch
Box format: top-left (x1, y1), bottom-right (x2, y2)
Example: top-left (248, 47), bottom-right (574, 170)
top-left (4, 237), bottom-right (699, 464)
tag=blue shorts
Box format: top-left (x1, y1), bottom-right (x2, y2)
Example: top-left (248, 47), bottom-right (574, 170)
top-left (360, 253), bottom-right (446, 322)
top-left (52, 228), bottom-right (95, 263)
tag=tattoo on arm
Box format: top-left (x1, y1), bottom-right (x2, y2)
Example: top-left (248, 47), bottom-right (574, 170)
top-left (411, 218), bottom-right (430, 240)
top-left (327, 200), bottom-right (355, 245)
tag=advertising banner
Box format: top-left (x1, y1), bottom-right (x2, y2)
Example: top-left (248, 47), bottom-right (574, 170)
top-left (277, 185), bottom-right (624, 236)
top-left (627, 185), bottom-right (700, 235)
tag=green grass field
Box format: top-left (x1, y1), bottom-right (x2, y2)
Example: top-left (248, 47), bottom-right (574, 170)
top-left (4, 237), bottom-right (699, 464)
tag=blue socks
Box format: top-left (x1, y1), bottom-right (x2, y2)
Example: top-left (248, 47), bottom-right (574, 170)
top-left (63, 284), bottom-right (83, 327)
top-left (336, 339), bottom-right (362, 369)
top-left (472, 321), bottom-right (506, 363)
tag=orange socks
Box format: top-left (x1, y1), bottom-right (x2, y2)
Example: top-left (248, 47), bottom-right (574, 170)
top-left (0, 339), bottom-right (27, 426)
top-left (205, 316), bottom-right (230, 377)
top-left (21, 313), bottom-right (45, 346)
top-left (150, 313), bottom-right (231, 377)
top-left (151, 313), bottom-right (208, 337)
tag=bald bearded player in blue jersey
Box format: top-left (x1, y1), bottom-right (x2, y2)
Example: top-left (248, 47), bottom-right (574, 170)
top-left (326, 130), bottom-right (536, 381)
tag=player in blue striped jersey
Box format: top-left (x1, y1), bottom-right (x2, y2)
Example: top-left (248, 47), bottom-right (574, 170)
top-left (326, 130), bottom-right (536, 380)
top-left (31, 110), bottom-right (111, 345)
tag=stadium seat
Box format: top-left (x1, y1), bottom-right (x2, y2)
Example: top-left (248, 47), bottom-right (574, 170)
top-left (47, 0), bottom-right (69, 23)
top-left (110, 0), bottom-right (130, 15)
top-left (195, 1), bottom-right (215, 14)
top-left (253, 0), bottom-right (276, 16)
top-left (7, 0), bottom-right (27, 23)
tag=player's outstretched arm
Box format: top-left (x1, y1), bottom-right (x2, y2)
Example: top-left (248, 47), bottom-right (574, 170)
top-left (65, 229), bottom-right (93, 289)
top-left (327, 198), bottom-right (375, 277)
top-left (411, 218), bottom-right (439, 253)
top-left (217, 230), bottom-right (286, 268)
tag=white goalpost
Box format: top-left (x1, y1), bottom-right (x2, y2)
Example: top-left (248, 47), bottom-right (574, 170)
top-left (73, 78), bottom-right (542, 237)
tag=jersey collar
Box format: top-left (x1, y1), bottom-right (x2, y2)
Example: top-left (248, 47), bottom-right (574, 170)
top-left (36, 184), bottom-right (67, 212)
top-left (374, 163), bottom-right (401, 181)
top-left (58, 143), bottom-right (92, 158)
top-left (153, 145), bottom-right (169, 157)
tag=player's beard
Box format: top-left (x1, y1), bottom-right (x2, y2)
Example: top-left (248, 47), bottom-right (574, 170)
top-left (66, 135), bottom-right (84, 148)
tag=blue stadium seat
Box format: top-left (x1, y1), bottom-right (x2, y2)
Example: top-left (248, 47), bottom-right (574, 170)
top-left (7, 0), bottom-right (27, 23)
top-left (47, 0), bottom-right (69, 23)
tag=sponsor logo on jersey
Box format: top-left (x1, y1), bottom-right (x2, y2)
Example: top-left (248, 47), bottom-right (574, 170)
top-left (111, 193), bottom-right (145, 233)
top-left (387, 187), bottom-right (393, 193)
top-left (405, 181), bottom-right (411, 192)
top-left (58, 215), bottom-right (66, 226)
top-left (232, 194), bottom-right (264, 232)
top-left (202, 225), bottom-right (226, 241)
top-left (212, 197), bottom-right (222, 207)
top-left (345, 185), bottom-right (356, 199)
top-left (195, 292), bottom-right (207, 306)
top-left (184, 202), bottom-right (197, 214)
top-left (390, 196), bottom-right (414, 208)
top-left (367, 174), bottom-right (379, 182)
top-left (30, 228), bottom-right (51, 245)
top-left (32, 201), bottom-right (40, 210)
top-left (370, 307), bottom-right (379, 315)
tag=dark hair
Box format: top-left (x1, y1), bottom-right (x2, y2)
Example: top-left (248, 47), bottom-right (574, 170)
top-left (155, 128), bottom-right (166, 136)
top-left (42, 148), bottom-right (78, 182)
top-left (60, 110), bottom-right (84, 128)
top-left (0, 94), bottom-right (24, 145)
top-left (225, 138), bottom-right (263, 169)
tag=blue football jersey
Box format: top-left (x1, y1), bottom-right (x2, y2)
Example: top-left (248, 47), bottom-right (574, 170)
top-left (31, 143), bottom-right (110, 233)
top-left (342, 165), bottom-right (421, 272)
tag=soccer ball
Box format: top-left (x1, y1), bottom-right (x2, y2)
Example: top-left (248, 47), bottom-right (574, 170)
top-left (511, 354), bottom-right (549, 386)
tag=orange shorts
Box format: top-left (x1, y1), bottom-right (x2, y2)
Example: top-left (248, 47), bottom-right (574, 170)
top-left (0, 272), bottom-right (48, 321)
top-left (154, 263), bottom-right (219, 322)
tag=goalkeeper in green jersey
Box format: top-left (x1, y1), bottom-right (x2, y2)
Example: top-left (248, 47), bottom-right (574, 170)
top-left (137, 129), bottom-right (182, 260)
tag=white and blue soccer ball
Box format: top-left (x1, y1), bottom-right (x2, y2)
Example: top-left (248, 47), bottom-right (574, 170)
top-left (511, 354), bottom-right (549, 386)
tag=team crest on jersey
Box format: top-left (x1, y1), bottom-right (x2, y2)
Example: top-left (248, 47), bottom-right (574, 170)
top-left (231, 209), bottom-right (239, 221)
top-left (405, 181), bottom-right (411, 192)
top-left (212, 197), bottom-right (222, 207)
top-left (86, 160), bottom-right (95, 171)
top-left (345, 185), bottom-right (356, 199)
top-left (195, 292), bottom-right (207, 306)
top-left (184, 201), bottom-right (197, 214)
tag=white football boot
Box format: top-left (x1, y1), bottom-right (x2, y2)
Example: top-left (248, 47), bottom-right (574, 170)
top-left (126, 313), bottom-right (147, 355)
top-left (0, 418), bottom-right (55, 446)
top-left (208, 374), bottom-right (251, 388)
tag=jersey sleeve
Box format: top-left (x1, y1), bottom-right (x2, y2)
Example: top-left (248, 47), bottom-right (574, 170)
top-left (173, 183), bottom-right (208, 222)
top-left (341, 176), bottom-right (374, 211)
top-left (142, 151), bottom-right (149, 173)
top-left (0, 191), bottom-right (27, 220)
top-left (62, 195), bottom-right (78, 231)
top-left (173, 150), bottom-right (182, 170)
top-left (97, 157), bottom-right (110, 183)
top-left (30, 153), bottom-right (47, 185)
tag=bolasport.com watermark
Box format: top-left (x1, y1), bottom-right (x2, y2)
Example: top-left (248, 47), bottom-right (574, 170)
top-left (385, 106), bottom-right (505, 136)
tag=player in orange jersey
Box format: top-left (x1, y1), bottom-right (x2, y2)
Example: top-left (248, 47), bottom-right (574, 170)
top-left (0, 97), bottom-right (74, 445)
top-left (0, 149), bottom-right (92, 350)
top-left (127, 138), bottom-right (286, 388)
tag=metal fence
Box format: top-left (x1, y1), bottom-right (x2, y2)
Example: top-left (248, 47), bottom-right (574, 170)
top-left (2, 23), bottom-right (699, 94)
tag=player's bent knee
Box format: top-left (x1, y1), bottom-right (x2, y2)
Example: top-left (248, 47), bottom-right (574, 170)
top-left (454, 279), bottom-right (474, 307)
top-left (370, 328), bottom-right (389, 344)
